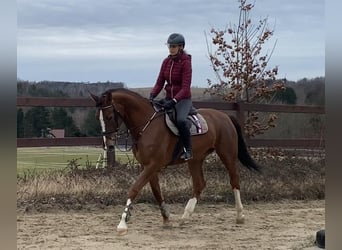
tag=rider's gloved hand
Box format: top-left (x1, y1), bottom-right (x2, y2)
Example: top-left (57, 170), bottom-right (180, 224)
top-left (149, 93), bottom-right (155, 102)
top-left (163, 98), bottom-right (177, 109)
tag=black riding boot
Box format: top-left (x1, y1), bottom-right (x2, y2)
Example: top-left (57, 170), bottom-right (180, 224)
top-left (178, 121), bottom-right (193, 161)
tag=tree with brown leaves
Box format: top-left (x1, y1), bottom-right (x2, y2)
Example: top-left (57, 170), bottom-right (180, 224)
top-left (206, 0), bottom-right (285, 137)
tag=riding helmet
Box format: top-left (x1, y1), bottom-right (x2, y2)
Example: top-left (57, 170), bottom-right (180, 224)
top-left (167, 33), bottom-right (185, 47)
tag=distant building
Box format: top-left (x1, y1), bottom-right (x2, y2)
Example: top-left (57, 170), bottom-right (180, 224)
top-left (50, 129), bottom-right (65, 138)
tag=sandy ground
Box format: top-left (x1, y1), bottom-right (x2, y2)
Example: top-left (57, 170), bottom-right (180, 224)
top-left (17, 200), bottom-right (324, 250)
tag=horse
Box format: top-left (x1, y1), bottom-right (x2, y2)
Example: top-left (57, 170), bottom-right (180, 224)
top-left (90, 88), bottom-right (261, 235)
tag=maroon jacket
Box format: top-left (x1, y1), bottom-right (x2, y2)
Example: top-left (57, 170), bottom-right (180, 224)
top-left (151, 52), bottom-right (192, 101)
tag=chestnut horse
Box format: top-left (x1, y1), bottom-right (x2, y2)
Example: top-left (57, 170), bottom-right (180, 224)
top-left (90, 88), bottom-right (261, 235)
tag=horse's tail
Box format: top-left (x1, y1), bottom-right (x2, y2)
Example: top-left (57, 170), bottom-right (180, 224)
top-left (229, 115), bottom-right (262, 173)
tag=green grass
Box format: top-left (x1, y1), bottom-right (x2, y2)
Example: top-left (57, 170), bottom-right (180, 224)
top-left (17, 146), bottom-right (135, 173)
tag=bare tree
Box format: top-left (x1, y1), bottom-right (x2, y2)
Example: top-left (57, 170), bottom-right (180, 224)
top-left (206, 0), bottom-right (285, 137)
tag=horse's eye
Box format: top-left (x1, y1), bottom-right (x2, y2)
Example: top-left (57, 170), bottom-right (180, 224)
top-left (107, 116), bottom-right (113, 121)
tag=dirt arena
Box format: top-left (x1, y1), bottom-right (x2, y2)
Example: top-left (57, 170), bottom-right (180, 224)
top-left (17, 200), bottom-right (324, 250)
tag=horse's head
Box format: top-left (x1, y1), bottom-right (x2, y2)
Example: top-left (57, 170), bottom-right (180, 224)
top-left (90, 91), bottom-right (121, 149)
top-left (90, 88), bottom-right (159, 144)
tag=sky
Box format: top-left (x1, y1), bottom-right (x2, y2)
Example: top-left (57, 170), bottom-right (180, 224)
top-left (17, 0), bottom-right (325, 88)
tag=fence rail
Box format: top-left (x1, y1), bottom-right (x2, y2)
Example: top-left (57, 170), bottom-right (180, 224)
top-left (17, 97), bottom-right (325, 148)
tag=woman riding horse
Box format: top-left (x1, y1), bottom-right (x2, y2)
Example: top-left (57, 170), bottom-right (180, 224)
top-left (150, 33), bottom-right (193, 161)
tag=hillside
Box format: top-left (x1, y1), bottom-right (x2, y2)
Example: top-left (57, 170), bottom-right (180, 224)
top-left (17, 77), bottom-right (325, 105)
top-left (17, 80), bottom-right (126, 97)
top-left (130, 87), bottom-right (212, 100)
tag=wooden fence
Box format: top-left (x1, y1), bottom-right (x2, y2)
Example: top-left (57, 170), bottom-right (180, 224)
top-left (16, 97), bottom-right (325, 148)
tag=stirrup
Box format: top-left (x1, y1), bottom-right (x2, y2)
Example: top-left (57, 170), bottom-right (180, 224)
top-left (180, 150), bottom-right (193, 161)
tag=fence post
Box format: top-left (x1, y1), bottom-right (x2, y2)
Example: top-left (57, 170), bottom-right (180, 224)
top-left (106, 149), bottom-right (116, 168)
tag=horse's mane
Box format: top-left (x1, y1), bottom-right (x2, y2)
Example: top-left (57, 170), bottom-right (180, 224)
top-left (103, 88), bottom-right (148, 101)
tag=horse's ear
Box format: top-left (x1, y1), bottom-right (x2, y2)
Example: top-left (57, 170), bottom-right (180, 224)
top-left (89, 92), bottom-right (99, 104)
top-left (105, 92), bottom-right (112, 104)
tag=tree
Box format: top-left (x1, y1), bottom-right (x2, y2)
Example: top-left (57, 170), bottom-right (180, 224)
top-left (17, 108), bottom-right (25, 138)
top-left (206, 0), bottom-right (285, 137)
top-left (50, 108), bottom-right (81, 137)
top-left (273, 86), bottom-right (297, 104)
top-left (81, 110), bottom-right (101, 136)
top-left (23, 107), bottom-right (51, 137)
top-left (17, 80), bottom-right (29, 96)
top-left (303, 77), bottom-right (325, 106)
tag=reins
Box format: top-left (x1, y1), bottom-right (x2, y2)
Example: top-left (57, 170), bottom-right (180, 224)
top-left (99, 102), bottom-right (164, 151)
top-left (138, 111), bottom-right (158, 136)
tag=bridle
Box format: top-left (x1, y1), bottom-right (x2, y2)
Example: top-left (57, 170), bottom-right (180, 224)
top-left (97, 104), bottom-right (120, 138)
top-left (98, 102), bottom-right (164, 147)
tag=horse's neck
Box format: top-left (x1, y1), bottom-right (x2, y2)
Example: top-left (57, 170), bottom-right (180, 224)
top-left (114, 93), bottom-right (154, 136)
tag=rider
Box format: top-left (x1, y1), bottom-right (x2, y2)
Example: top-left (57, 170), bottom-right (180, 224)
top-left (149, 33), bottom-right (193, 161)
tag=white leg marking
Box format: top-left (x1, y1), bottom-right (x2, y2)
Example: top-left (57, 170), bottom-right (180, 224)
top-left (233, 189), bottom-right (245, 224)
top-left (117, 199), bottom-right (132, 233)
top-left (181, 197), bottom-right (197, 219)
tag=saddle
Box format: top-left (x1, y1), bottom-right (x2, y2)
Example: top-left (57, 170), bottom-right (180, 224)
top-left (152, 101), bottom-right (208, 136)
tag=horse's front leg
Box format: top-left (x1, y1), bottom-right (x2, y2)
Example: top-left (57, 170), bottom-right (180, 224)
top-left (149, 173), bottom-right (170, 225)
top-left (117, 166), bottom-right (154, 235)
top-left (117, 198), bottom-right (133, 235)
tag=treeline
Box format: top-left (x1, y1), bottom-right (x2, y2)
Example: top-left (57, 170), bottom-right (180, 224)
top-left (16, 77), bottom-right (324, 138)
top-left (17, 80), bottom-right (125, 138)
top-left (17, 107), bottom-right (101, 138)
top-left (17, 79), bottom-right (125, 97)
top-left (290, 77), bottom-right (325, 105)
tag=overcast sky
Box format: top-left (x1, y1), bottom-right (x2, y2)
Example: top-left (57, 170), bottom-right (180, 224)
top-left (17, 0), bottom-right (325, 88)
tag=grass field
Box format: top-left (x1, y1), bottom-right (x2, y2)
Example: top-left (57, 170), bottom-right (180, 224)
top-left (17, 146), bottom-right (325, 212)
top-left (17, 146), bottom-right (135, 173)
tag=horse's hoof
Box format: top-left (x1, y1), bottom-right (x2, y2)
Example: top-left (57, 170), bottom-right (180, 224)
top-left (163, 218), bottom-right (171, 226)
top-left (236, 217), bottom-right (245, 224)
top-left (117, 228), bottom-right (128, 236)
top-left (181, 212), bottom-right (190, 220)
top-left (179, 219), bottom-right (189, 226)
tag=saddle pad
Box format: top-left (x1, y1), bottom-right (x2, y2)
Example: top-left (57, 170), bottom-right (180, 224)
top-left (165, 113), bottom-right (208, 136)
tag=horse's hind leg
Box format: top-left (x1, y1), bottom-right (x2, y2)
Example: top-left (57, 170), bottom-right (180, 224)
top-left (216, 150), bottom-right (245, 224)
top-left (182, 159), bottom-right (206, 219)
top-left (149, 173), bottom-right (170, 225)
